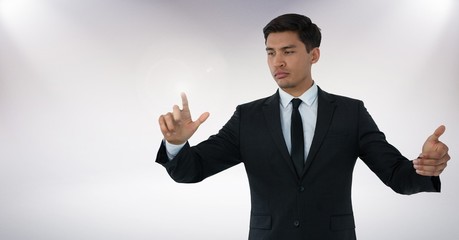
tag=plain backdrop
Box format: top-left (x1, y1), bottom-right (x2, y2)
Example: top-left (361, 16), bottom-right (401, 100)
top-left (0, 0), bottom-right (458, 239)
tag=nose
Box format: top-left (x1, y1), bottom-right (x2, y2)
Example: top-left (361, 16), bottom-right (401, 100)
top-left (272, 55), bottom-right (285, 68)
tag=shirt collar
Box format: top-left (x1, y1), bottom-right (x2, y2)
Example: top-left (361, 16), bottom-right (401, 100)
top-left (279, 82), bottom-right (318, 109)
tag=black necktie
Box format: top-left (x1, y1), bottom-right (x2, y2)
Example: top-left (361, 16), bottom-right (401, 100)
top-left (291, 98), bottom-right (304, 177)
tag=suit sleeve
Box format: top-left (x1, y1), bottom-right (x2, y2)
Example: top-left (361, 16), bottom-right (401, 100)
top-left (155, 106), bottom-right (242, 183)
top-left (357, 101), bottom-right (440, 194)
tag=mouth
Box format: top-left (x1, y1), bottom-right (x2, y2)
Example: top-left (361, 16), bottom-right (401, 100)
top-left (274, 71), bottom-right (289, 79)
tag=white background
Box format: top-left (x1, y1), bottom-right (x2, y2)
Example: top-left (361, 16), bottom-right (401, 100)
top-left (1, 0), bottom-right (458, 239)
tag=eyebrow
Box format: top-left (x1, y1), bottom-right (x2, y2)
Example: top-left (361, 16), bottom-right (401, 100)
top-left (265, 44), bottom-right (297, 51)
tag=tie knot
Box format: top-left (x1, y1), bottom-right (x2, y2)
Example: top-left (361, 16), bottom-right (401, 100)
top-left (291, 98), bottom-right (302, 109)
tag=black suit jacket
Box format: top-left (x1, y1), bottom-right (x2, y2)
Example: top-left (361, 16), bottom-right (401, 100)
top-left (156, 87), bottom-right (440, 240)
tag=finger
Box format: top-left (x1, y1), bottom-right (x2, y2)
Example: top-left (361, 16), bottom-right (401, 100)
top-left (433, 142), bottom-right (449, 154)
top-left (414, 162), bottom-right (448, 171)
top-left (416, 148), bottom-right (451, 162)
top-left (413, 162), bottom-right (447, 174)
top-left (158, 115), bottom-right (168, 134)
top-left (426, 125), bottom-right (446, 142)
top-left (414, 162), bottom-right (447, 176)
top-left (172, 105), bottom-right (181, 121)
top-left (196, 112), bottom-right (210, 125)
top-left (181, 92), bottom-right (189, 112)
top-left (416, 168), bottom-right (444, 177)
top-left (159, 114), bottom-right (174, 136)
top-left (420, 144), bottom-right (449, 159)
top-left (163, 112), bottom-right (176, 133)
top-left (414, 158), bottom-right (443, 166)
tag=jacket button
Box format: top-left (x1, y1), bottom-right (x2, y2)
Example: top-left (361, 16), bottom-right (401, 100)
top-left (293, 220), bottom-right (300, 227)
top-left (299, 186), bottom-right (305, 192)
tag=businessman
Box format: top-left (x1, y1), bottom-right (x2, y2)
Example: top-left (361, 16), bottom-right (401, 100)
top-left (156, 14), bottom-right (450, 239)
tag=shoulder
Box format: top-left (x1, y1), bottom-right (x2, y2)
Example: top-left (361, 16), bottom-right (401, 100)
top-left (318, 87), bottom-right (363, 106)
top-left (237, 91), bottom-right (278, 110)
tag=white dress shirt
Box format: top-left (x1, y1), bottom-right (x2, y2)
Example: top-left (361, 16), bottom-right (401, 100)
top-left (278, 83), bottom-right (318, 160)
top-left (165, 83), bottom-right (318, 161)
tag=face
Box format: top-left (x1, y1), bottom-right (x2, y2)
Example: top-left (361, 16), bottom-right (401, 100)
top-left (266, 31), bottom-right (320, 97)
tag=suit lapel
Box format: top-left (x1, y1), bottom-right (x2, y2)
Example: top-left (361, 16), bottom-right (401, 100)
top-left (262, 91), bottom-right (299, 178)
top-left (303, 87), bottom-right (336, 175)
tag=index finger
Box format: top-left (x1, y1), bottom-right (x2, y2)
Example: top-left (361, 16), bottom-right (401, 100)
top-left (181, 92), bottom-right (189, 111)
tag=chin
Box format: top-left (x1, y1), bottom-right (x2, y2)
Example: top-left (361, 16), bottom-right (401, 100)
top-left (275, 80), bottom-right (293, 89)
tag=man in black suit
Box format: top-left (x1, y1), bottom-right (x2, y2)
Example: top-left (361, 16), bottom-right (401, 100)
top-left (156, 14), bottom-right (450, 239)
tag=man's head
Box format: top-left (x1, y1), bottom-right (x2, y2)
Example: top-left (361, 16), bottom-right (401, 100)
top-left (263, 13), bottom-right (321, 53)
top-left (264, 14), bottom-right (321, 97)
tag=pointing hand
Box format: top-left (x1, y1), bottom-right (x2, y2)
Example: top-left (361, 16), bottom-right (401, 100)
top-left (158, 93), bottom-right (210, 145)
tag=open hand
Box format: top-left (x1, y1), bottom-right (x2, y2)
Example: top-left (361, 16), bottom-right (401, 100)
top-left (413, 125), bottom-right (450, 176)
top-left (158, 93), bottom-right (210, 145)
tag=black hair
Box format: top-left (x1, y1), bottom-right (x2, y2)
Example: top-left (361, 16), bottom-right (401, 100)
top-left (263, 13), bottom-right (321, 53)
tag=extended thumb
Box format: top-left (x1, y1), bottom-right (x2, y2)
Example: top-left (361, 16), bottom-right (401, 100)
top-left (197, 112), bottom-right (210, 125)
top-left (428, 125), bottom-right (446, 142)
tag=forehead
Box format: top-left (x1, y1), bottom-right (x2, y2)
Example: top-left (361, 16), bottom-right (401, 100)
top-left (265, 31), bottom-right (304, 49)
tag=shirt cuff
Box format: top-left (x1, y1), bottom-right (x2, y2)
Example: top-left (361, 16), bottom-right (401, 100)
top-left (164, 140), bottom-right (186, 160)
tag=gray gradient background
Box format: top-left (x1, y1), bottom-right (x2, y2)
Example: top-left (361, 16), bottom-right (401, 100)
top-left (0, 0), bottom-right (458, 239)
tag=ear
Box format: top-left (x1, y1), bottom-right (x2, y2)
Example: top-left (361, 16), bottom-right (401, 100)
top-left (311, 48), bottom-right (320, 64)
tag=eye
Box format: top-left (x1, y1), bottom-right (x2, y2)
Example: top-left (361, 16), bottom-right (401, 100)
top-left (284, 50), bottom-right (294, 55)
top-left (267, 51), bottom-right (275, 56)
